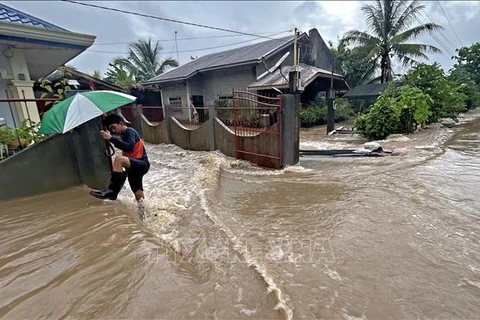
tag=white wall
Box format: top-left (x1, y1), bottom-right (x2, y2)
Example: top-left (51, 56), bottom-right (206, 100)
top-left (0, 44), bottom-right (19, 128)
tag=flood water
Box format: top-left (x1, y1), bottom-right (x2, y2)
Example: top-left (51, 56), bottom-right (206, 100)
top-left (1, 115), bottom-right (480, 319)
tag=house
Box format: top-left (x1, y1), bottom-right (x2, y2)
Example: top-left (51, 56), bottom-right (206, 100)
top-left (143, 28), bottom-right (349, 121)
top-left (32, 66), bottom-right (125, 117)
top-left (0, 3), bottom-right (96, 128)
top-left (41, 66), bottom-right (125, 92)
top-left (343, 82), bottom-right (403, 113)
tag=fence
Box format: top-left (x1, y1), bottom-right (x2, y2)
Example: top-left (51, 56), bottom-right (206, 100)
top-left (232, 89), bottom-right (283, 167)
top-left (129, 92), bottom-right (298, 170)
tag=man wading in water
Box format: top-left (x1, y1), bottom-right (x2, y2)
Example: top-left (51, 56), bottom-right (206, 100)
top-left (90, 114), bottom-right (150, 201)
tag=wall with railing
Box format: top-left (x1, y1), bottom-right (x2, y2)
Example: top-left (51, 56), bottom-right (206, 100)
top-left (124, 93), bottom-right (299, 169)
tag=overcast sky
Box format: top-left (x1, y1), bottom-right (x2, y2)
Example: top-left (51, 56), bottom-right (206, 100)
top-left (5, 1), bottom-right (480, 77)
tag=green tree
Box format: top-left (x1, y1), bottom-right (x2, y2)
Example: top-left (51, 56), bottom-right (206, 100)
top-left (449, 42), bottom-right (480, 109)
top-left (448, 68), bottom-right (480, 110)
top-left (452, 42), bottom-right (480, 86)
top-left (394, 85), bottom-right (432, 133)
top-left (113, 38), bottom-right (178, 82)
top-left (340, 0), bottom-right (442, 83)
top-left (92, 70), bottom-right (102, 80)
top-left (103, 63), bottom-right (134, 90)
top-left (331, 43), bottom-right (376, 87)
top-left (405, 63), bottom-right (466, 122)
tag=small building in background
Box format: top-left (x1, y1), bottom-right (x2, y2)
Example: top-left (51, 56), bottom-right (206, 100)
top-left (343, 83), bottom-right (390, 113)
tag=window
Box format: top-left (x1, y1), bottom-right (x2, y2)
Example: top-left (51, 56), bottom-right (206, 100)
top-left (216, 95), bottom-right (233, 108)
top-left (168, 97), bottom-right (182, 108)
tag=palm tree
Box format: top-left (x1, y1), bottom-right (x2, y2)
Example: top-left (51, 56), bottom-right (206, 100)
top-left (104, 63), bottom-right (134, 90)
top-left (114, 38), bottom-right (178, 82)
top-left (340, 0), bottom-right (443, 83)
top-left (92, 70), bottom-right (102, 80)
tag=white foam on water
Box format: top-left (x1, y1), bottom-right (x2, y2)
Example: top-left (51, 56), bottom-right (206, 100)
top-left (118, 143), bottom-right (294, 319)
top-left (300, 140), bottom-right (353, 150)
top-left (198, 184), bottom-right (295, 320)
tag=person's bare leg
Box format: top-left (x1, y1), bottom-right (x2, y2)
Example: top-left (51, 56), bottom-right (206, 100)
top-left (135, 189), bottom-right (144, 201)
top-left (113, 155), bottom-right (131, 172)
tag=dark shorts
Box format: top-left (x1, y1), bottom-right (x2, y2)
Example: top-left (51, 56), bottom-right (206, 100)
top-left (127, 158), bottom-right (150, 193)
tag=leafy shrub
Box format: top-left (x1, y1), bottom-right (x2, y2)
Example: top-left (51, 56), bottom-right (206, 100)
top-left (354, 113), bottom-right (367, 133)
top-left (0, 121), bottom-right (47, 147)
top-left (0, 126), bottom-right (15, 145)
top-left (405, 63), bottom-right (467, 122)
top-left (354, 90), bottom-right (399, 140)
top-left (394, 85), bottom-right (433, 133)
top-left (448, 68), bottom-right (480, 110)
top-left (334, 98), bottom-right (355, 122)
top-left (300, 98), bottom-right (354, 127)
top-left (300, 100), bottom-right (327, 127)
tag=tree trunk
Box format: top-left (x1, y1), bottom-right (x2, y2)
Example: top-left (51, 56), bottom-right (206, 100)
top-left (380, 55), bottom-right (387, 83)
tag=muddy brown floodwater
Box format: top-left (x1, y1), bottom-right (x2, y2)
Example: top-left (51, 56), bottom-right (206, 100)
top-left (1, 111), bottom-right (480, 319)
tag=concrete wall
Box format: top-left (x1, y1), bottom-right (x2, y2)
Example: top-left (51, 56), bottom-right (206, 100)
top-left (214, 119), bottom-right (235, 157)
top-left (139, 114), bottom-right (169, 144)
top-left (130, 104), bottom-right (297, 169)
top-left (171, 118), bottom-right (211, 151)
top-left (187, 75), bottom-right (203, 96)
top-left (0, 118), bottom-right (110, 201)
top-left (303, 29), bottom-right (334, 71)
top-left (199, 66), bottom-right (256, 106)
top-left (161, 83), bottom-right (189, 120)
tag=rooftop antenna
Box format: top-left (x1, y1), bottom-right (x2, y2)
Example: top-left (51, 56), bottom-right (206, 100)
top-left (256, 51), bottom-right (290, 81)
top-left (174, 31), bottom-right (179, 62)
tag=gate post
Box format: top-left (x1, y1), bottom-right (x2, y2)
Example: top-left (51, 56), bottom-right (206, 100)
top-left (164, 104), bottom-right (173, 144)
top-left (132, 103), bottom-right (143, 137)
top-left (281, 94), bottom-right (300, 167)
top-left (208, 105), bottom-right (217, 151)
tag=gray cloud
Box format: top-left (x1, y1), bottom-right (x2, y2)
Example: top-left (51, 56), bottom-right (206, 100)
top-left (3, 1), bottom-right (479, 78)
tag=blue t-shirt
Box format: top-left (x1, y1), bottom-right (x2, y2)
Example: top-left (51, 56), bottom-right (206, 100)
top-left (109, 127), bottom-right (149, 163)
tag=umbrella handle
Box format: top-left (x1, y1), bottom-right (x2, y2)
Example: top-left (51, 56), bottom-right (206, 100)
top-left (101, 114), bottom-right (114, 172)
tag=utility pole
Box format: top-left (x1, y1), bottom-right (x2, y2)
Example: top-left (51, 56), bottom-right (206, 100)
top-left (326, 42), bottom-right (335, 134)
top-left (289, 28), bottom-right (300, 93)
top-left (175, 31), bottom-right (179, 62)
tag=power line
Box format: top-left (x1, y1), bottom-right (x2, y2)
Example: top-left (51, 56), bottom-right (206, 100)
top-left (420, 8), bottom-right (457, 55)
top-left (61, 0), bottom-right (289, 41)
top-left (92, 31), bottom-right (291, 46)
top-left (87, 31), bottom-right (290, 55)
top-left (398, 1), bottom-right (455, 57)
top-left (436, 1), bottom-right (464, 48)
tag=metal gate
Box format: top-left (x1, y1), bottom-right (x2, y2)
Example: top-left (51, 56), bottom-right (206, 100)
top-left (232, 89), bottom-right (282, 169)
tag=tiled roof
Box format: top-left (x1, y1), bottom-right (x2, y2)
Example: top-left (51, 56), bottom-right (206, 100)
top-left (144, 34), bottom-right (300, 84)
top-left (0, 3), bottom-right (67, 31)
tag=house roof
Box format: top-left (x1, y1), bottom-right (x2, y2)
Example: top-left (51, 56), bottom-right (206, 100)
top-left (249, 63), bottom-right (346, 90)
top-left (44, 67), bottom-right (125, 92)
top-left (143, 34), bottom-right (303, 85)
top-left (343, 83), bottom-right (392, 98)
top-left (0, 3), bottom-right (67, 32)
